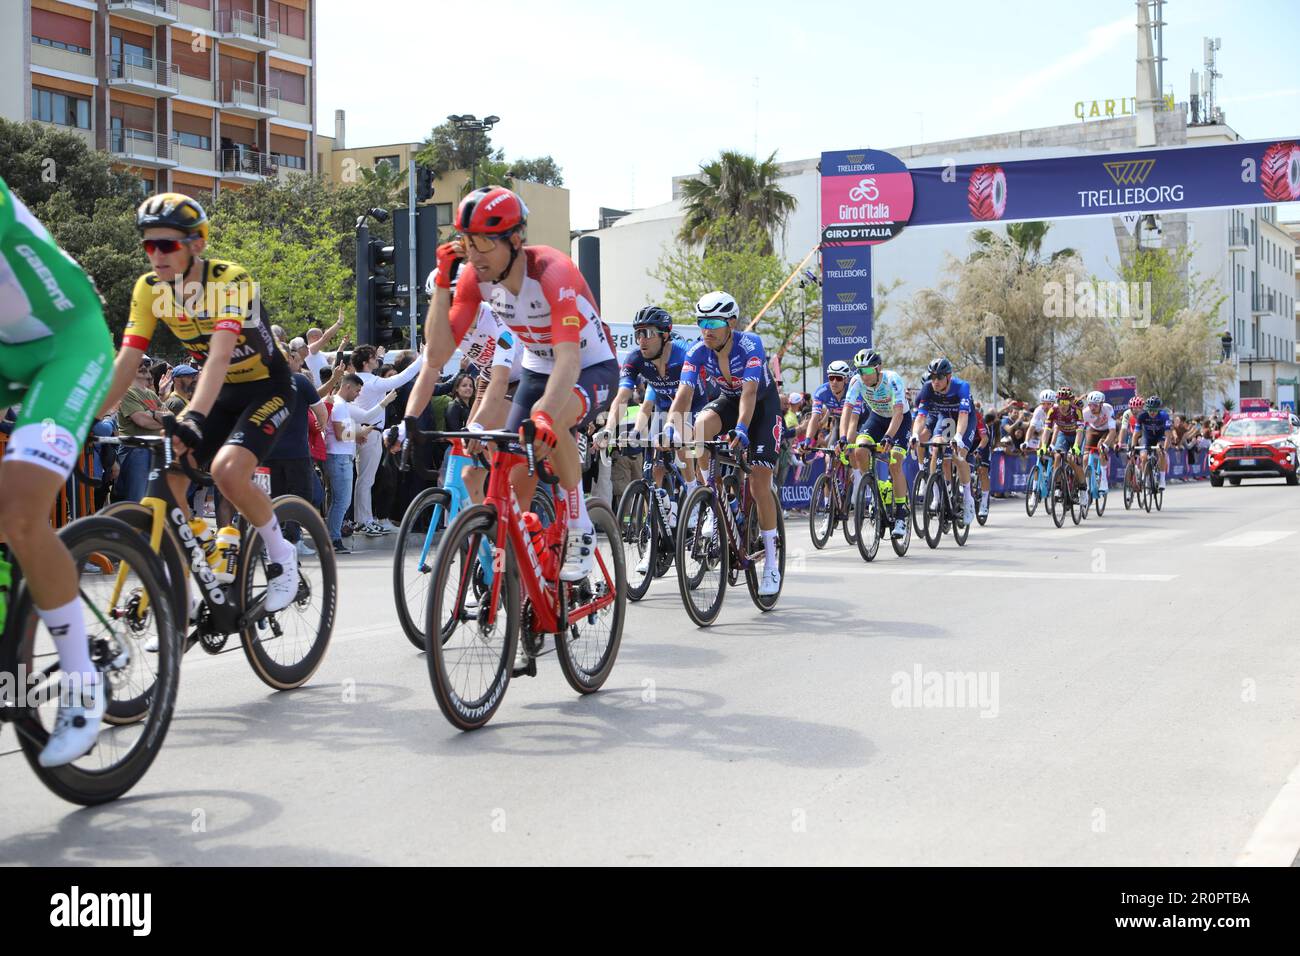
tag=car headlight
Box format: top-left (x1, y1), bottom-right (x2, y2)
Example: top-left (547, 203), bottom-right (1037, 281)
top-left (1210, 441), bottom-right (1227, 454)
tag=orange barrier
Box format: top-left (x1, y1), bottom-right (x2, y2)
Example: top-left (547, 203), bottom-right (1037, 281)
top-left (0, 432), bottom-right (102, 533)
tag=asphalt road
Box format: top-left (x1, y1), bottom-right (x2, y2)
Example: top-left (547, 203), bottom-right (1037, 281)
top-left (4, 477), bottom-right (1299, 866)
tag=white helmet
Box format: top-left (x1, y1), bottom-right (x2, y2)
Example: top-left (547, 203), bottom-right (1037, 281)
top-left (1086, 390), bottom-right (1105, 405)
top-left (695, 290), bottom-right (739, 322)
top-left (1039, 389), bottom-right (1057, 404)
top-left (788, 392), bottom-right (804, 406)
top-left (826, 360), bottom-right (852, 378)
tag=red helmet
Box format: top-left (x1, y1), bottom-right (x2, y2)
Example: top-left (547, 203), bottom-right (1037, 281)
top-left (1128, 395), bottom-right (1143, 411)
top-left (456, 186), bottom-right (527, 235)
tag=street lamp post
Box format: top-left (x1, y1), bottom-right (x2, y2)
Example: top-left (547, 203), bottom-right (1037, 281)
top-left (446, 113), bottom-right (500, 192)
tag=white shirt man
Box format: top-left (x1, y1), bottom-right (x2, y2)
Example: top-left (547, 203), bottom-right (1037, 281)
top-left (351, 348), bottom-right (424, 535)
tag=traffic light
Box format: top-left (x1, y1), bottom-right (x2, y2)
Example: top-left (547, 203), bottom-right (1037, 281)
top-left (355, 221), bottom-right (405, 348)
top-left (415, 163), bottom-right (434, 203)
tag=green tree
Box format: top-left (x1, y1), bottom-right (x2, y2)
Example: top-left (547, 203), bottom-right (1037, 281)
top-left (508, 155), bottom-right (564, 187)
top-left (677, 150), bottom-right (796, 255)
top-left (357, 160), bottom-right (408, 205)
top-left (415, 120), bottom-right (493, 178)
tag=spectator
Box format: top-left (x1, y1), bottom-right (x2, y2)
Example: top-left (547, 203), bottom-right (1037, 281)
top-left (302, 312), bottom-right (345, 385)
top-left (163, 365), bottom-right (198, 415)
top-left (350, 345), bottom-right (424, 537)
top-left (148, 359), bottom-right (170, 396)
top-left (115, 356), bottom-right (166, 502)
top-left (324, 373), bottom-right (392, 552)
top-left (90, 414), bottom-right (118, 512)
top-left (271, 324), bottom-right (287, 345)
top-left (267, 348), bottom-right (329, 556)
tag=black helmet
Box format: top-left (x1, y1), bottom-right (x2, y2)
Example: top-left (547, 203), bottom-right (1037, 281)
top-left (854, 348), bottom-right (882, 369)
top-left (928, 357), bottom-right (953, 377)
top-left (632, 305), bottom-right (672, 333)
top-left (1144, 394), bottom-right (1162, 411)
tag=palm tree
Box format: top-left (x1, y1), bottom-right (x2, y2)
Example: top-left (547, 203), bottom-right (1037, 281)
top-left (358, 161), bottom-right (407, 205)
top-left (678, 150), bottom-right (796, 255)
top-left (968, 220), bottom-right (1077, 264)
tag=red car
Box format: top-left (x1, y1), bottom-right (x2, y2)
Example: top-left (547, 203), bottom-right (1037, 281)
top-left (1208, 411), bottom-right (1300, 486)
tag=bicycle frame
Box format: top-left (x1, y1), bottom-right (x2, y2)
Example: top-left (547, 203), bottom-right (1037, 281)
top-left (700, 442), bottom-right (761, 573)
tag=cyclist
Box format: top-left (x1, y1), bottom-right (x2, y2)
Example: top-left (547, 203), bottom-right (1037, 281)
top-left (838, 348), bottom-right (911, 539)
top-left (402, 186), bottom-right (617, 581)
top-left (910, 357), bottom-right (977, 526)
top-left (100, 193), bottom-right (301, 615)
top-left (1079, 390), bottom-right (1117, 496)
top-left (1023, 389), bottom-right (1056, 455)
top-left (1135, 394), bottom-right (1171, 490)
top-left (0, 176), bottom-right (115, 766)
top-left (664, 291), bottom-right (783, 596)
top-left (1120, 395), bottom-right (1144, 453)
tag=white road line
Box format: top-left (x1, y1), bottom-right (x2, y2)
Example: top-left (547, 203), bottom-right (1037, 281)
top-left (1096, 529), bottom-right (1186, 545)
top-left (865, 568), bottom-right (1177, 582)
top-left (1237, 760), bottom-right (1300, 867)
top-left (1206, 530), bottom-right (1296, 548)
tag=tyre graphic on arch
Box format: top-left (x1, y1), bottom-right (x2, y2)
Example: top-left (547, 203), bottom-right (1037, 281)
top-left (1261, 142), bottom-right (1300, 202)
top-left (968, 164), bottom-right (1007, 221)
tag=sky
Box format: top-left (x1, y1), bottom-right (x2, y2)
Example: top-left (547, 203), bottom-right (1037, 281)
top-left (316, 0), bottom-right (1300, 229)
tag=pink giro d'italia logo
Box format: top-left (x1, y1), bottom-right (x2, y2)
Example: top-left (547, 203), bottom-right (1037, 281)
top-left (968, 164), bottom-right (1007, 221)
top-left (1261, 142), bottom-right (1300, 202)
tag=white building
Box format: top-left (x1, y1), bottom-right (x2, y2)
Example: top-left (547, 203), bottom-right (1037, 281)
top-left (578, 108), bottom-right (1298, 409)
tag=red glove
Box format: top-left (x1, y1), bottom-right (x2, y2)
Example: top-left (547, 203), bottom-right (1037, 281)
top-left (528, 411), bottom-right (558, 451)
top-left (431, 241), bottom-right (463, 290)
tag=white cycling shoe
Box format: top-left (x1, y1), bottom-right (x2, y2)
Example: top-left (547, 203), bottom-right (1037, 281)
top-left (892, 517), bottom-right (908, 539)
top-left (635, 552), bottom-right (652, 576)
top-left (38, 674), bottom-right (105, 768)
top-left (264, 551), bottom-right (300, 613)
top-left (757, 564), bottom-right (781, 597)
top-left (560, 528), bottom-right (595, 582)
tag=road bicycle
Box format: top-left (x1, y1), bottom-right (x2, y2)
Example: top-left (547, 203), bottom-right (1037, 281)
top-left (1080, 441), bottom-right (1110, 519)
top-left (919, 437), bottom-right (971, 548)
top-left (407, 424), bottom-right (625, 731)
top-left (96, 426), bottom-right (336, 703)
top-left (1122, 446), bottom-right (1142, 510)
top-left (615, 443), bottom-right (688, 601)
top-left (1138, 443), bottom-right (1165, 512)
top-left (0, 514), bottom-right (179, 805)
top-left (676, 439), bottom-right (786, 627)
top-left (1047, 447), bottom-right (1083, 528)
top-left (852, 434), bottom-right (911, 560)
top-left (806, 444), bottom-right (858, 549)
top-left (1025, 445), bottom-right (1054, 517)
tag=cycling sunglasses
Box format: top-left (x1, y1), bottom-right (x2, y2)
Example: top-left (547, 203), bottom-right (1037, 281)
top-left (856, 365), bottom-right (880, 375)
top-left (633, 327), bottom-right (664, 340)
top-left (827, 375), bottom-right (847, 383)
top-left (697, 318), bottom-right (728, 330)
top-left (141, 236), bottom-right (199, 255)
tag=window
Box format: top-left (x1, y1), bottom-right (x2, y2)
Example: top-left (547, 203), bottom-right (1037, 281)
top-left (270, 133), bottom-right (305, 169)
top-left (111, 32), bottom-right (153, 68)
top-left (269, 67), bottom-right (305, 104)
top-left (172, 39), bottom-right (211, 79)
top-left (174, 113), bottom-right (212, 150)
top-left (31, 87), bottom-right (90, 129)
top-left (272, 152), bottom-right (305, 169)
top-left (177, 130), bottom-right (211, 149)
top-left (269, 2), bottom-right (306, 39)
top-left (31, 10), bottom-right (92, 55)
top-left (375, 155), bottom-right (401, 170)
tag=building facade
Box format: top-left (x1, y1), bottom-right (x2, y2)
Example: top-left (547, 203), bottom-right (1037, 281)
top-left (580, 109), bottom-right (1298, 408)
top-left (2, 0), bottom-right (318, 199)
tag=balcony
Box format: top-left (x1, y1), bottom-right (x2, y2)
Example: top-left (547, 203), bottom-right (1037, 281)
top-left (220, 148), bottom-right (275, 182)
top-left (219, 79), bottom-right (278, 118)
top-left (107, 0), bottom-right (179, 26)
top-left (1227, 226), bottom-right (1250, 251)
top-left (110, 128), bottom-right (178, 169)
top-left (178, 71), bottom-right (215, 101)
top-left (216, 10), bottom-right (279, 52)
top-left (108, 55), bottom-right (179, 97)
top-left (1252, 291), bottom-right (1276, 315)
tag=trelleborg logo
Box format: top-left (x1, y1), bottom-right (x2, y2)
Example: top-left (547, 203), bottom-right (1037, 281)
top-left (846, 153), bottom-right (865, 164)
top-left (1103, 159), bottom-right (1156, 185)
top-left (836, 258), bottom-right (856, 269)
top-left (837, 325), bottom-right (857, 335)
top-left (837, 292), bottom-right (856, 303)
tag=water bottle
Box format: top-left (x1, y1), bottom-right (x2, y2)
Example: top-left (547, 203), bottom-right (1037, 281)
top-left (522, 512), bottom-right (546, 559)
top-left (654, 487), bottom-right (672, 526)
top-left (188, 518), bottom-right (216, 558)
top-left (211, 525), bottom-right (241, 584)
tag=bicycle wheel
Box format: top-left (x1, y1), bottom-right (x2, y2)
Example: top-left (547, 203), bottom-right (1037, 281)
top-left (840, 474), bottom-right (858, 546)
top-left (98, 500), bottom-right (189, 636)
top-left (1095, 462), bottom-right (1109, 516)
top-left (237, 496), bottom-right (336, 690)
top-left (922, 471), bottom-right (946, 549)
top-left (853, 473), bottom-right (883, 562)
top-left (1152, 474), bottom-right (1164, 511)
top-left (951, 475), bottom-right (970, 547)
top-left (616, 479), bottom-right (654, 602)
top-left (2, 516), bottom-right (180, 806)
top-left (1066, 470), bottom-right (1082, 525)
top-left (555, 499), bottom-right (625, 693)
top-left (1122, 462), bottom-right (1135, 510)
top-left (676, 486), bottom-right (727, 627)
top-left (393, 486), bottom-right (452, 650)
top-left (911, 466), bottom-right (928, 536)
top-left (1025, 463), bottom-right (1041, 517)
top-left (808, 473), bottom-right (833, 549)
top-left (743, 495), bottom-right (785, 611)
top-left (425, 504), bottom-right (519, 730)
top-left (1141, 466), bottom-right (1154, 513)
top-left (1049, 467), bottom-right (1068, 528)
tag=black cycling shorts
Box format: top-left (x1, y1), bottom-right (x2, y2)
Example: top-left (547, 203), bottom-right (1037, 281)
top-left (191, 374), bottom-right (296, 469)
top-left (700, 388), bottom-right (781, 467)
top-left (505, 360), bottom-right (618, 432)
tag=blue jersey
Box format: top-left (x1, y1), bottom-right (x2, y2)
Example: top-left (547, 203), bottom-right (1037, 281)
top-left (810, 381), bottom-right (849, 418)
top-left (619, 341), bottom-right (702, 411)
top-left (847, 369), bottom-right (908, 417)
top-left (915, 376), bottom-right (973, 419)
top-left (680, 331), bottom-right (776, 400)
top-left (1136, 409), bottom-right (1171, 437)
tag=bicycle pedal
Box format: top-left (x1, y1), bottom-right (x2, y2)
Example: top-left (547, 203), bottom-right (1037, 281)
top-left (511, 659), bottom-right (538, 679)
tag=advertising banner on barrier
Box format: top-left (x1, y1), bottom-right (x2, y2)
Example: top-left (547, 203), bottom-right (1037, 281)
top-left (905, 137), bottom-right (1300, 228)
top-left (1097, 375), bottom-right (1137, 408)
top-left (820, 247), bottom-right (874, 364)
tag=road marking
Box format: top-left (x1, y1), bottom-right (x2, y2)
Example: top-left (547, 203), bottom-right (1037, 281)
top-left (866, 568), bottom-right (1176, 582)
top-left (1237, 759), bottom-right (1300, 867)
top-left (1047, 527), bottom-right (1101, 538)
top-left (1096, 529), bottom-right (1185, 545)
top-left (1206, 530), bottom-right (1296, 548)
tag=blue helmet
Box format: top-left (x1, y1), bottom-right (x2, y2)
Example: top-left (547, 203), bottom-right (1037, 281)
top-left (632, 305), bottom-right (672, 333)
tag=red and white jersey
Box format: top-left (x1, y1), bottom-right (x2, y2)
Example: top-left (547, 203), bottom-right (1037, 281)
top-left (460, 301), bottom-right (521, 383)
top-left (1080, 402), bottom-right (1115, 432)
top-left (449, 246), bottom-right (614, 374)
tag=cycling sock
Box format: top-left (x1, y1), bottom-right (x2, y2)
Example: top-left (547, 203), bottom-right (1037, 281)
top-left (256, 515), bottom-right (295, 566)
top-left (685, 479), bottom-right (699, 496)
top-left (567, 485), bottom-right (593, 533)
top-left (895, 503), bottom-right (908, 521)
top-left (761, 528), bottom-right (778, 566)
top-left (981, 489), bottom-right (991, 506)
top-left (40, 597), bottom-right (93, 679)
top-left (960, 482), bottom-right (971, 499)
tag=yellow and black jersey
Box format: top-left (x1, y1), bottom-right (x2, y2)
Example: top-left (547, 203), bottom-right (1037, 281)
top-left (123, 258), bottom-right (287, 384)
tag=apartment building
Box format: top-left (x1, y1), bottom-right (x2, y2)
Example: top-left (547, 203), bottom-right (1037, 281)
top-left (1, 0), bottom-right (318, 199)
